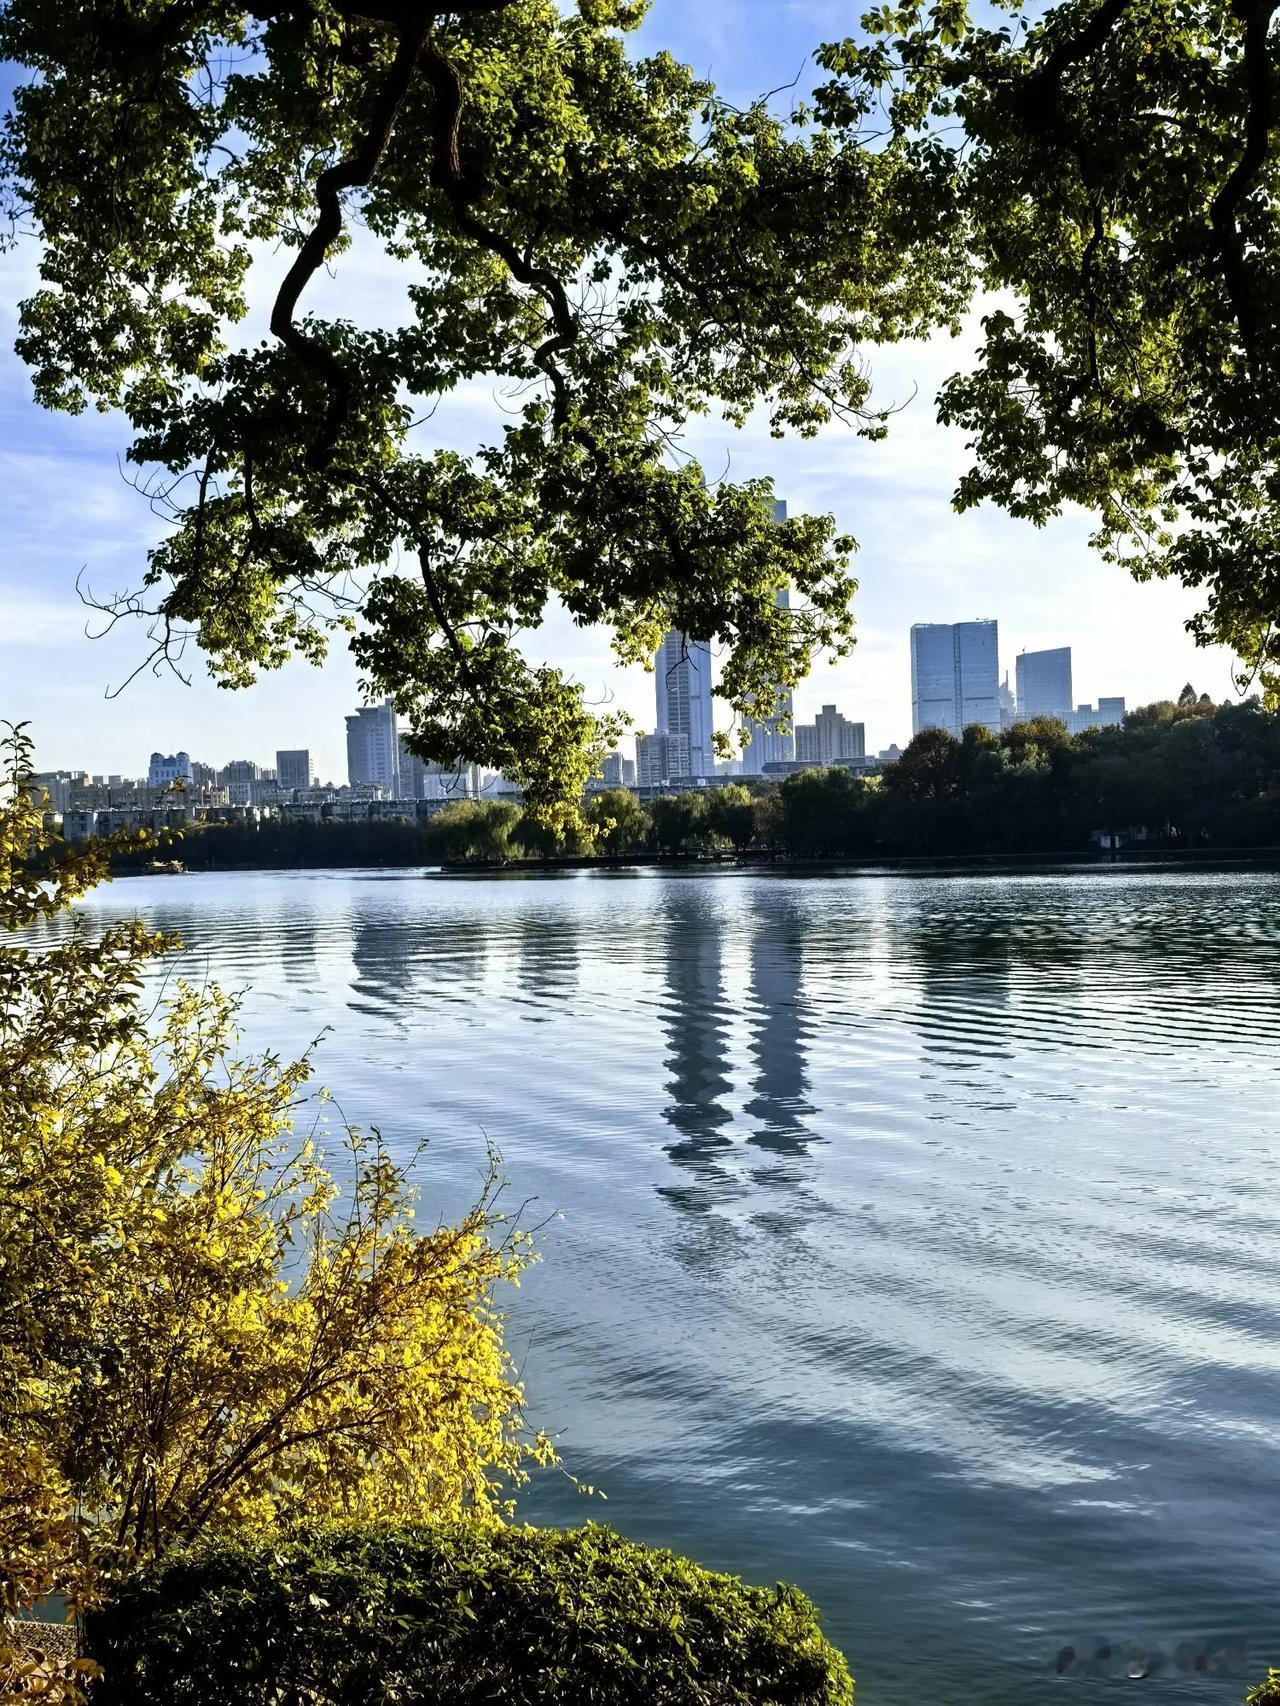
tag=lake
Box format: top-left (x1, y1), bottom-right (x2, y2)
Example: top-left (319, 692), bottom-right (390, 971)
top-left (78, 863), bottom-right (1280, 1703)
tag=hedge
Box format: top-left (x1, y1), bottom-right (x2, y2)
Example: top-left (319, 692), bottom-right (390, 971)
top-left (85, 1522), bottom-right (853, 1706)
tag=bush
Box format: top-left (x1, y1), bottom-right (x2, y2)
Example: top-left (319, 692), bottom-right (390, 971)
top-left (85, 1523), bottom-right (852, 1706)
top-left (2, 726), bottom-right (547, 1706)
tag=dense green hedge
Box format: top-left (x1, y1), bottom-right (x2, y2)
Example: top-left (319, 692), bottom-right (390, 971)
top-left (85, 1522), bottom-right (853, 1706)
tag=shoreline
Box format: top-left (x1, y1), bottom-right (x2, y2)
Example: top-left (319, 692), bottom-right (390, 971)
top-left (110, 845), bottom-right (1280, 878)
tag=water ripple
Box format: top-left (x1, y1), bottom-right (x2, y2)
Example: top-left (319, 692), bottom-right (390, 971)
top-left (67, 863), bottom-right (1280, 1706)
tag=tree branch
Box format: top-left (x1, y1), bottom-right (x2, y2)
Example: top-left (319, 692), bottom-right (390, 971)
top-left (1028, 0), bottom-right (1133, 98)
top-left (1208, 0), bottom-right (1278, 384)
top-left (269, 18), bottom-right (430, 469)
top-left (421, 39), bottom-right (578, 428)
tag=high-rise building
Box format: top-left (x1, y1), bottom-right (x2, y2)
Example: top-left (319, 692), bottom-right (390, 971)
top-left (398, 739), bottom-right (476, 800)
top-left (148, 751), bottom-right (193, 790)
top-left (218, 758), bottom-right (261, 806)
top-left (742, 584), bottom-right (795, 775)
top-left (636, 730), bottom-right (683, 789)
top-left (398, 738), bottom-right (425, 800)
top-left (601, 751), bottom-right (637, 788)
top-left (654, 633), bottom-right (714, 779)
top-left (796, 704), bottom-right (865, 764)
top-left (276, 749), bottom-right (311, 791)
top-left (910, 620), bottom-right (1000, 737)
top-left (346, 700), bottom-right (399, 794)
top-left (1016, 647), bottom-right (1073, 722)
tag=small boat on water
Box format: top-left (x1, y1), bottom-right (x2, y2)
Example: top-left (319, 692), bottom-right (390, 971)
top-left (143, 858), bottom-right (186, 875)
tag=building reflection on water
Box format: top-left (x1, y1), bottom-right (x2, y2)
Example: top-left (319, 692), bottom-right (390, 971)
top-left (744, 898), bottom-right (815, 1158)
top-left (656, 887), bottom-right (822, 1218)
top-left (657, 895), bottom-right (735, 1203)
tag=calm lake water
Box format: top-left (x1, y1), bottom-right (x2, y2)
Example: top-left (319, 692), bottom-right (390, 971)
top-left (78, 864), bottom-right (1280, 1703)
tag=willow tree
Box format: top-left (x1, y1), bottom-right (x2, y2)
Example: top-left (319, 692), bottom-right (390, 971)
top-left (0, 0), bottom-right (964, 820)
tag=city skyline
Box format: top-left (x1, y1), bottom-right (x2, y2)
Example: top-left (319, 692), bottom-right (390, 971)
top-left (40, 615), bottom-right (1147, 786)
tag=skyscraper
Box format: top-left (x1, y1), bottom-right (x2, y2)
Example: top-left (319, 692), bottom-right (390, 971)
top-left (346, 700), bottom-right (399, 794)
top-left (910, 620), bottom-right (1001, 737)
top-left (1015, 647), bottom-right (1073, 722)
top-left (654, 632), bottom-right (714, 779)
top-left (276, 749), bottom-right (311, 790)
top-left (742, 582), bottom-right (795, 775)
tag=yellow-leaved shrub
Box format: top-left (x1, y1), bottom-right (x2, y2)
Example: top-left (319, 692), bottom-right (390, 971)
top-left (0, 723), bottom-right (551, 1701)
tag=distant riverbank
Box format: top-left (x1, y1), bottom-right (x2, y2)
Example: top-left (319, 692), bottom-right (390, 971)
top-left (112, 843), bottom-right (1280, 878)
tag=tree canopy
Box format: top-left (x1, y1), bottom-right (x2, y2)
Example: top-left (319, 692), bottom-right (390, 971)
top-left (818, 0), bottom-right (1280, 700)
top-left (2, 0), bottom-right (1277, 814)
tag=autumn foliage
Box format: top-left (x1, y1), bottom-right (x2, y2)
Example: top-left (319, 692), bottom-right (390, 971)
top-left (0, 725), bottom-right (549, 1700)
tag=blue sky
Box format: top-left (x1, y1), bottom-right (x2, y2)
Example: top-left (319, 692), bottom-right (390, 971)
top-left (0, 1), bottom-right (1235, 782)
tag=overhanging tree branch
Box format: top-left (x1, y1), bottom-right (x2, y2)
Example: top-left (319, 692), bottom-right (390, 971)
top-left (269, 16), bottom-right (430, 469)
top-left (422, 38), bottom-right (578, 428)
top-left (1208, 0), bottom-right (1278, 384)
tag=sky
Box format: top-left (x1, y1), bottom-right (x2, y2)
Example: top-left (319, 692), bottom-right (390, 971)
top-left (0, 1), bottom-right (1237, 784)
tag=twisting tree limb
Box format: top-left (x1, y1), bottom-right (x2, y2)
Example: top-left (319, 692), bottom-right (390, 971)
top-left (1209, 0), bottom-right (1278, 385)
top-left (421, 38), bottom-right (579, 428)
top-left (269, 16), bottom-right (430, 469)
top-left (1026, 0), bottom-right (1133, 102)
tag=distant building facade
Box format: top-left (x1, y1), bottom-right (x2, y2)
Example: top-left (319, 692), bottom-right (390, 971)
top-left (742, 581), bottom-right (795, 775)
top-left (1069, 697), bottom-right (1126, 735)
top-left (1016, 647), bottom-right (1073, 722)
top-left (346, 701), bottom-right (399, 794)
top-left (636, 731), bottom-right (684, 789)
top-left (910, 620), bottom-right (1000, 737)
top-left (276, 749), bottom-right (311, 791)
top-left (148, 751), bottom-right (193, 790)
top-left (655, 632), bottom-right (714, 779)
top-left (795, 704), bottom-right (865, 765)
top-left (399, 740), bottom-right (476, 801)
top-left (601, 751), bottom-right (637, 788)
top-left (997, 672), bottom-right (1016, 729)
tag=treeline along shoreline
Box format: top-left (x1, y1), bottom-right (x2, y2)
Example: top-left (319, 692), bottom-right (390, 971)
top-left (111, 694), bottom-right (1280, 874)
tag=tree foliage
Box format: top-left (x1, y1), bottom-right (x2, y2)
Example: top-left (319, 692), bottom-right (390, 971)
top-left (5, 0), bottom-right (1279, 804)
top-left (0, 0), bottom-right (974, 823)
top-left (816, 0), bottom-right (1280, 694)
top-left (0, 725), bottom-right (550, 1699)
top-left (583, 786), bottom-right (649, 855)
